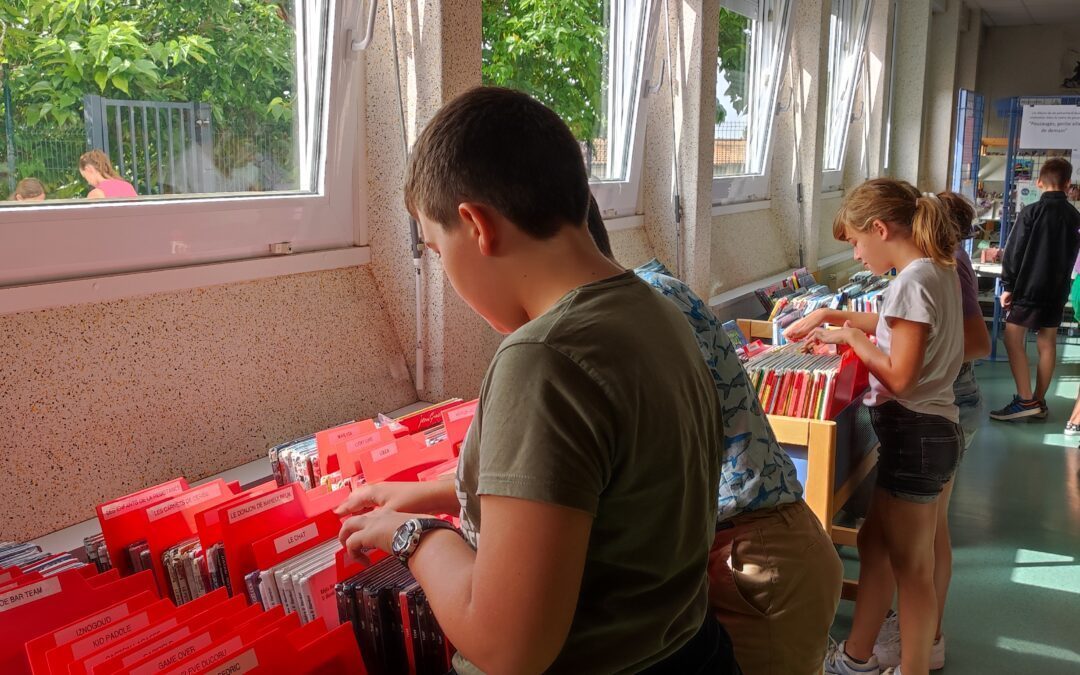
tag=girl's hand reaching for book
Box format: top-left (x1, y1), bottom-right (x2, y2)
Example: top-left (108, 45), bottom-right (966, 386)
top-left (784, 308), bottom-right (828, 342)
top-left (808, 322), bottom-right (856, 346)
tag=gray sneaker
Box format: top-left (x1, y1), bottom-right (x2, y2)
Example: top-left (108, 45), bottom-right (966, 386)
top-left (1034, 399), bottom-right (1049, 419)
top-left (825, 639), bottom-right (881, 674)
top-left (989, 396), bottom-right (1043, 421)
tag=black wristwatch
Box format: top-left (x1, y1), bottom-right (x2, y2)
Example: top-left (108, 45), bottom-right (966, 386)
top-left (391, 517), bottom-right (459, 564)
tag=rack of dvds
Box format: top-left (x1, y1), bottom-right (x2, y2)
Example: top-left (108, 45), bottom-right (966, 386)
top-left (740, 342), bottom-right (878, 600)
top-left (3, 399), bottom-right (478, 675)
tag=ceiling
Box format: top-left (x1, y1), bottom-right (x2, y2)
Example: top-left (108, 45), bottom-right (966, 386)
top-left (963, 0), bottom-right (1080, 26)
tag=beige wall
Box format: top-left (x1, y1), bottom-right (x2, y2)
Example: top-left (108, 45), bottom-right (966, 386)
top-left (977, 22), bottom-right (1080, 138)
top-left (709, 210), bottom-right (790, 296)
top-left (1, 267), bottom-right (416, 541)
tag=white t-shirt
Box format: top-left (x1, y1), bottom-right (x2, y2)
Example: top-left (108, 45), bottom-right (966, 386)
top-left (863, 258), bottom-right (964, 422)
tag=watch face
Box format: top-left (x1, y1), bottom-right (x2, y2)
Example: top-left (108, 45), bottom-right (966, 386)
top-left (392, 520), bottom-right (417, 556)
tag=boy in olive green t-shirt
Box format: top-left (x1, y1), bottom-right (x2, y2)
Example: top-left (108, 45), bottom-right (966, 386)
top-left (335, 87), bottom-right (737, 673)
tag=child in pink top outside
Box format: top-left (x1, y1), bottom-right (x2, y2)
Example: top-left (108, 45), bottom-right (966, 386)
top-left (79, 149), bottom-right (138, 199)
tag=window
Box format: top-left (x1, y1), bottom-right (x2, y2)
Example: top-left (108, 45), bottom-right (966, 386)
top-left (0, 0), bottom-right (364, 289)
top-left (0, 0), bottom-right (324, 202)
top-left (482, 0), bottom-right (659, 217)
top-left (822, 0), bottom-right (872, 177)
top-left (712, 0), bottom-right (794, 205)
top-left (882, 0), bottom-right (898, 172)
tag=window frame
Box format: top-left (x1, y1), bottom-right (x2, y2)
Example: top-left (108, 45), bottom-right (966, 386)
top-left (0, 0), bottom-right (366, 294)
top-left (711, 0), bottom-right (795, 207)
top-left (821, 0), bottom-right (872, 188)
top-left (589, 0), bottom-right (663, 219)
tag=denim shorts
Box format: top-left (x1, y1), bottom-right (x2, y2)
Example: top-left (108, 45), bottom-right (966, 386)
top-left (953, 362), bottom-right (983, 453)
top-left (870, 401), bottom-right (963, 503)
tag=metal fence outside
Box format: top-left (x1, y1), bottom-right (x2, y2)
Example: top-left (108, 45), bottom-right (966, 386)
top-left (0, 130), bottom-right (87, 199)
top-left (0, 122), bottom-right (295, 201)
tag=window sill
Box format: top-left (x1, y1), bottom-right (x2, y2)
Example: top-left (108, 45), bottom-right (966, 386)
top-left (708, 265), bottom-right (800, 308)
top-left (604, 214), bottom-right (645, 232)
top-left (821, 190), bottom-right (845, 199)
top-left (0, 246), bottom-right (371, 316)
top-left (817, 250), bottom-right (854, 268)
top-left (711, 200), bottom-right (772, 217)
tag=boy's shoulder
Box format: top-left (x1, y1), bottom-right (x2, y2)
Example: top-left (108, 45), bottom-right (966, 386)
top-left (494, 270), bottom-right (699, 374)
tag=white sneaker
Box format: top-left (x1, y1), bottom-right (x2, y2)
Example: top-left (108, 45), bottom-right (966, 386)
top-left (873, 611), bottom-right (901, 667)
top-left (871, 611), bottom-right (946, 671)
top-left (824, 639), bottom-right (881, 674)
top-left (931, 635), bottom-right (946, 670)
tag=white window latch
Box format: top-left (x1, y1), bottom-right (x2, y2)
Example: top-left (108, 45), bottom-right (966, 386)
top-left (349, 0), bottom-right (379, 55)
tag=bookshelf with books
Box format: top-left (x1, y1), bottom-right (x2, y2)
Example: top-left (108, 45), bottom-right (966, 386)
top-left (741, 271), bottom-right (892, 347)
top-left (738, 342), bottom-right (877, 600)
top-left (3, 400), bottom-right (478, 675)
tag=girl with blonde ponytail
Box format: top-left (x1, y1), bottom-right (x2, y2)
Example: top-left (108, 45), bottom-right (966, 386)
top-left (784, 178), bottom-right (965, 675)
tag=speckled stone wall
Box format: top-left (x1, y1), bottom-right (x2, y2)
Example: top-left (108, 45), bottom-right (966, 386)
top-left (1, 267), bottom-right (417, 541)
top-left (921, 0), bottom-right (962, 192)
top-left (610, 227), bottom-right (655, 269)
top-left (364, 0), bottom-right (502, 404)
top-left (769, 0), bottom-right (830, 270)
top-left (643, 0), bottom-right (718, 298)
top-left (890, 0), bottom-right (931, 184)
top-left (818, 195), bottom-right (848, 259)
top-left (710, 211), bottom-right (790, 295)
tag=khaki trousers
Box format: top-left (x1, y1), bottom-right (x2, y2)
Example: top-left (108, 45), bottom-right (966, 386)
top-left (709, 500), bottom-right (843, 675)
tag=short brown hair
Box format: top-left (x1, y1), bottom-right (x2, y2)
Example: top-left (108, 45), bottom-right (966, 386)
top-left (833, 178), bottom-right (957, 266)
top-left (1039, 157), bottom-right (1072, 190)
top-left (14, 177), bottom-right (44, 199)
top-left (936, 191), bottom-right (976, 242)
top-left (404, 86), bottom-right (589, 239)
top-left (79, 149), bottom-right (119, 179)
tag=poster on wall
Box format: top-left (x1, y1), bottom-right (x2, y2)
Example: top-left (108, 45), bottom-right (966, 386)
top-left (1019, 105), bottom-right (1080, 151)
top-left (1016, 181), bottom-right (1041, 209)
top-left (1013, 158), bottom-right (1033, 181)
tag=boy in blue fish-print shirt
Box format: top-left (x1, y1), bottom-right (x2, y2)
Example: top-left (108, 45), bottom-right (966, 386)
top-left (588, 197), bottom-right (843, 675)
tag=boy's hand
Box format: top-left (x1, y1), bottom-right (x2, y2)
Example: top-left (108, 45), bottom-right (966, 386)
top-left (334, 481), bottom-right (431, 517)
top-left (784, 308), bottom-right (828, 341)
top-left (338, 508), bottom-right (419, 555)
top-left (1000, 291), bottom-right (1012, 309)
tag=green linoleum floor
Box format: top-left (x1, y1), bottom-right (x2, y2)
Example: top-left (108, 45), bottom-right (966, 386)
top-left (830, 340), bottom-right (1080, 674)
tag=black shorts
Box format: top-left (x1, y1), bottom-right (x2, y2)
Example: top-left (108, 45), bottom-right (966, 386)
top-left (1005, 303), bottom-right (1064, 330)
top-left (870, 401), bottom-right (962, 503)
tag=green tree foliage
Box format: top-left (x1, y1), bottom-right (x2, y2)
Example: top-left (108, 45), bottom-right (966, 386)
top-left (0, 0), bottom-right (295, 130)
top-left (481, 0), bottom-right (606, 143)
top-left (716, 7), bottom-right (750, 126)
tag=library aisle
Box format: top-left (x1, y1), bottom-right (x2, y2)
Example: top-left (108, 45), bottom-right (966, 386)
top-left (832, 343), bottom-right (1080, 674)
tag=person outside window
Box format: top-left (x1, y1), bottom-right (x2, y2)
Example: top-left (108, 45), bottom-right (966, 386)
top-left (78, 150), bottom-right (138, 199)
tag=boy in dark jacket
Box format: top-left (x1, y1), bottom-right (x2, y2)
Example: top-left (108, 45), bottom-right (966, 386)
top-left (991, 158), bottom-right (1080, 421)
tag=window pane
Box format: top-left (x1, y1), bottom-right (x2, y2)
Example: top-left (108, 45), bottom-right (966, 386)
top-left (481, 0), bottom-right (651, 183)
top-left (714, 1), bottom-right (792, 180)
top-left (822, 0), bottom-right (871, 171)
top-left (715, 8), bottom-right (752, 177)
top-left (0, 0), bottom-right (326, 204)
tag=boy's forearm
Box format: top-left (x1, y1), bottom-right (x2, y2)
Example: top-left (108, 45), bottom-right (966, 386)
top-left (419, 478), bottom-right (461, 515)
